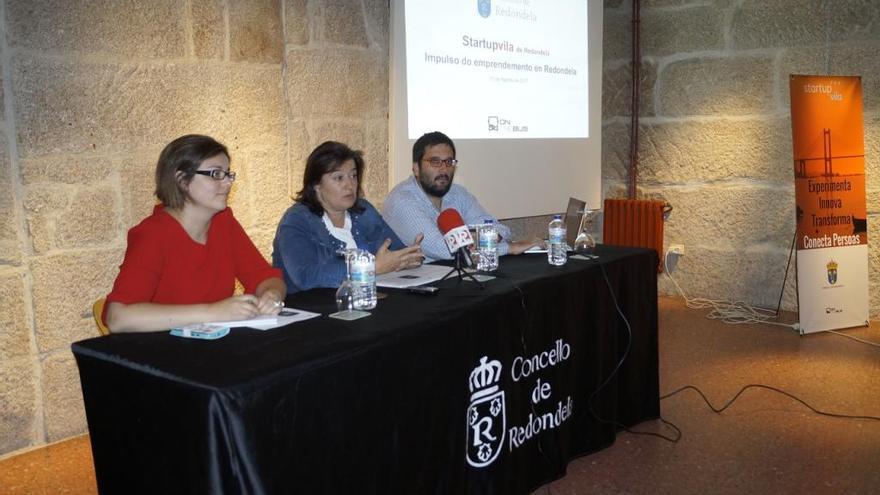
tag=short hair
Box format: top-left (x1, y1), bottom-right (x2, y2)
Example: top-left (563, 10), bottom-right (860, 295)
top-left (155, 135), bottom-right (229, 210)
top-left (412, 131), bottom-right (456, 165)
top-left (296, 141), bottom-right (365, 215)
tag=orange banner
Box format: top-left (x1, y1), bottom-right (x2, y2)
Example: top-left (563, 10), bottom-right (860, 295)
top-left (790, 75), bottom-right (869, 334)
top-left (790, 75), bottom-right (867, 250)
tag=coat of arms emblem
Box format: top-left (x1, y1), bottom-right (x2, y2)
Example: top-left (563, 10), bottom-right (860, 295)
top-left (478, 0), bottom-right (491, 18)
top-left (466, 356), bottom-right (505, 467)
top-left (827, 259), bottom-right (838, 285)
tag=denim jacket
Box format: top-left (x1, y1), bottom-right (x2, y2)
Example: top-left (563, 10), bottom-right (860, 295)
top-left (272, 200), bottom-right (405, 293)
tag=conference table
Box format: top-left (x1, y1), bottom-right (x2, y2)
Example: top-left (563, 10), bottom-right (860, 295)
top-left (73, 245), bottom-right (659, 494)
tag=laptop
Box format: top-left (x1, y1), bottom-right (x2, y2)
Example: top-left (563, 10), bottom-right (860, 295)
top-left (524, 197), bottom-right (587, 253)
top-left (563, 197), bottom-right (587, 247)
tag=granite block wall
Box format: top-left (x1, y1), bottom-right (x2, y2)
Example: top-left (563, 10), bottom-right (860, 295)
top-left (0, 0), bottom-right (389, 458)
top-left (602, 0), bottom-right (880, 315)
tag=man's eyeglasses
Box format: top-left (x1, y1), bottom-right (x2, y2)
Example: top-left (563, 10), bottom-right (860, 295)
top-left (423, 157), bottom-right (459, 168)
top-left (193, 169), bottom-right (237, 182)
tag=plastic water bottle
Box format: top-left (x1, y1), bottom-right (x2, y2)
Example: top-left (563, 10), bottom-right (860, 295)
top-left (548, 215), bottom-right (567, 266)
top-left (349, 249), bottom-right (377, 310)
top-left (477, 220), bottom-right (499, 271)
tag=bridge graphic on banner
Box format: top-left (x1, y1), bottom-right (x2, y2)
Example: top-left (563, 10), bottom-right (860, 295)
top-left (793, 128), bottom-right (867, 238)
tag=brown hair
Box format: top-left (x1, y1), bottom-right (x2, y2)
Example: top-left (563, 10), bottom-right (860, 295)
top-left (412, 131), bottom-right (456, 165)
top-left (154, 135), bottom-right (229, 210)
top-left (296, 141), bottom-right (365, 215)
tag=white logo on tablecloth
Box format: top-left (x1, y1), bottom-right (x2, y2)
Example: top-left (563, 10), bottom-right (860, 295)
top-left (465, 356), bottom-right (505, 467)
top-left (465, 340), bottom-right (575, 467)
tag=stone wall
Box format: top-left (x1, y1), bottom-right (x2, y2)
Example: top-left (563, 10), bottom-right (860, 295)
top-left (0, 0), bottom-right (389, 457)
top-left (602, 0), bottom-right (880, 314)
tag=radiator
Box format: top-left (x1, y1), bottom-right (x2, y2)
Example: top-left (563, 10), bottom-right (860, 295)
top-left (603, 199), bottom-right (666, 272)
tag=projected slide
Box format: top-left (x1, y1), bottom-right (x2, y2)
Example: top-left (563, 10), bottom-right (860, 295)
top-left (405, 0), bottom-right (589, 139)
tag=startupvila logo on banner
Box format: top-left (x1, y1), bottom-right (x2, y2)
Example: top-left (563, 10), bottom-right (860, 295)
top-left (466, 356), bottom-right (505, 467)
top-left (827, 259), bottom-right (838, 285)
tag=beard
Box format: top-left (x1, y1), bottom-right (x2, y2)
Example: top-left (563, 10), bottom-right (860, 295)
top-left (418, 172), bottom-right (453, 198)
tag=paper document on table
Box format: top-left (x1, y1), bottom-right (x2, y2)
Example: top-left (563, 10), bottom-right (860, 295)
top-left (207, 308), bottom-right (321, 330)
top-left (247, 308), bottom-right (321, 330)
top-left (205, 315), bottom-right (279, 328)
top-left (376, 263), bottom-right (453, 288)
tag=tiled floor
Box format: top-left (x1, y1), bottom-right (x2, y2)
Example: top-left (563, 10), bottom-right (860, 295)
top-left (2, 296), bottom-right (879, 494)
top-left (0, 435), bottom-right (96, 494)
top-left (537, 296), bottom-right (880, 494)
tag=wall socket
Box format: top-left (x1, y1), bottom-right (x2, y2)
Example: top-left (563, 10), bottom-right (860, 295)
top-left (668, 243), bottom-right (685, 256)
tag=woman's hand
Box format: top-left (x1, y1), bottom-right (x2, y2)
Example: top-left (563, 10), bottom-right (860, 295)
top-left (211, 295), bottom-right (260, 320)
top-left (256, 289), bottom-right (285, 315)
top-left (254, 278), bottom-right (287, 315)
top-left (375, 234), bottom-right (424, 275)
top-left (105, 288), bottom-right (283, 333)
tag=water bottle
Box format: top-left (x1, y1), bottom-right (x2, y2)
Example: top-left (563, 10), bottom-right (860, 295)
top-left (349, 249), bottom-right (377, 310)
top-left (477, 220), bottom-right (499, 271)
top-left (548, 215), bottom-right (567, 266)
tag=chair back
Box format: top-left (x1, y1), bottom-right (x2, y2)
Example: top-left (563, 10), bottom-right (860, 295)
top-left (92, 298), bottom-right (110, 336)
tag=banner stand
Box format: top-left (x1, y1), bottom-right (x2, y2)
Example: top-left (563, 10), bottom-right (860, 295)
top-left (789, 75), bottom-right (869, 334)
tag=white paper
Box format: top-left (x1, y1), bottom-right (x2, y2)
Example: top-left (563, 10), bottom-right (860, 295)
top-left (206, 308), bottom-right (321, 331)
top-left (376, 263), bottom-right (456, 288)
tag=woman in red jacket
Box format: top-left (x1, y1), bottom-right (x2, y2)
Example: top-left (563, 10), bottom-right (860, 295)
top-left (104, 135), bottom-right (286, 333)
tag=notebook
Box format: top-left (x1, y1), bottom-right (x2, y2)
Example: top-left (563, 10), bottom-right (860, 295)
top-left (524, 197), bottom-right (587, 253)
top-left (563, 197), bottom-right (587, 247)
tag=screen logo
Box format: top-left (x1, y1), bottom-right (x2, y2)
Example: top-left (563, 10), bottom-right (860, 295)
top-left (486, 115), bottom-right (528, 134)
top-left (478, 0), bottom-right (491, 18)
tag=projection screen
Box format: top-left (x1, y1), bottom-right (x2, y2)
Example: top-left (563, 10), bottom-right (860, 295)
top-left (389, 0), bottom-right (603, 218)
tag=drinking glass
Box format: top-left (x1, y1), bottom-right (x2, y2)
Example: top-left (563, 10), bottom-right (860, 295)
top-left (574, 209), bottom-right (598, 255)
top-left (335, 276), bottom-right (355, 313)
top-left (335, 248), bottom-right (356, 314)
top-left (574, 232), bottom-right (596, 254)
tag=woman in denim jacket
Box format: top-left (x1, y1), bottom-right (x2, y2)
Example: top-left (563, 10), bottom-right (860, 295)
top-left (273, 141), bottom-right (424, 293)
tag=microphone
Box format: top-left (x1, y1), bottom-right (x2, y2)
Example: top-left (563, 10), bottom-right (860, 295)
top-left (437, 208), bottom-right (475, 267)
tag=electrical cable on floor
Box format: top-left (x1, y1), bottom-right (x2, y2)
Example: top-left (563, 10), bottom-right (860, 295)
top-left (586, 263), bottom-right (682, 443)
top-left (536, 251), bottom-right (878, 495)
top-left (663, 250), bottom-right (798, 331)
top-left (512, 283), bottom-right (556, 470)
top-left (592, 257), bottom-right (880, 446)
top-left (661, 383), bottom-right (880, 422)
top-left (543, 256), bottom-right (878, 495)
top-left (827, 330), bottom-right (880, 347)
top-left (661, 249), bottom-right (880, 425)
top-left (665, 246), bottom-right (880, 347)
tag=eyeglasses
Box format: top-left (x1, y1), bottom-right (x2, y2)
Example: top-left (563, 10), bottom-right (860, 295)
top-left (423, 157), bottom-right (459, 168)
top-left (193, 169), bottom-right (237, 182)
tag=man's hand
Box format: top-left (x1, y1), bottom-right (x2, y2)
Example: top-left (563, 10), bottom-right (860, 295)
top-left (508, 238), bottom-right (546, 255)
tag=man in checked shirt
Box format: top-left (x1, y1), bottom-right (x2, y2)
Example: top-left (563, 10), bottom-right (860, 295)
top-left (382, 131), bottom-right (543, 262)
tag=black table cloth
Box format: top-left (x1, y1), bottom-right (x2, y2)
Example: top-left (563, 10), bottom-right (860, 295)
top-left (73, 245), bottom-right (659, 494)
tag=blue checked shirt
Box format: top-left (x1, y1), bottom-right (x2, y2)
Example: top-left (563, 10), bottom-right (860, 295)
top-left (381, 176), bottom-right (512, 262)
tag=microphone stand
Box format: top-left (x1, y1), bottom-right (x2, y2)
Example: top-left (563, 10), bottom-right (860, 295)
top-left (439, 249), bottom-right (485, 288)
